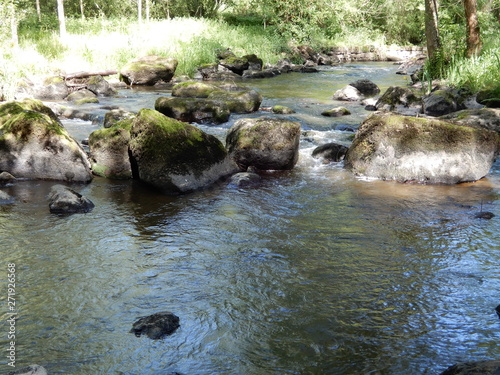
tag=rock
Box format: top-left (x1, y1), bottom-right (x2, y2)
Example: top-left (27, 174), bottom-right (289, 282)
top-left (440, 360), bottom-right (500, 375)
top-left (242, 69), bottom-right (281, 79)
top-left (312, 143), bottom-right (349, 162)
top-left (0, 190), bottom-right (14, 203)
top-left (86, 75), bottom-right (118, 97)
top-left (103, 109), bottom-right (136, 128)
top-left (207, 89), bottom-right (262, 113)
top-left (496, 304), bottom-right (500, 318)
top-left (321, 107), bottom-right (351, 117)
top-left (226, 117), bottom-right (301, 170)
top-left (272, 105), bottom-right (295, 114)
top-left (423, 89), bottom-right (465, 117)
top-left (172, 81), bottom-right (221, 98)
top-left (89, 120), bottom-right (134, 179)
top-left (349, 79), bottom-right (380, 97)
top-left (66, 89), bottom-right (98, 103)
top-left (333, 85), bottom-right (364, 101)
top-left (439, 108), bottom-right (500, 135)
top-left (0, 171), bottom-right (16, 183)
top-left (48, 185), bottom-right (95, 214)
top-left (32, 76), bottom-right (69, 100)
top-left (344, 112), bottom-right (500, 184)
top-left (375, 86), bottom-right (422, 115)
top-left (129, 109), bottom-right (239, 194)
top-left (8, 364), bottom-right (48, 375)
top-left (335, 124), bottom-right (356, 132)
top-left (197, 63), bottom-right (241, 81)
top-left (0, 99), bottom-right (92, 182)
top-left (130, 311), bottom-right (180, 339)
top-left (219, 56), bottom-right (250, 75)
top-left (229, 172), bottom-right (261, 187)
top-left (475, 211), bottom-right (495, 219)
top-left (155, 97), bottom-right (231, 124)
top-left (120, 55), bottom-right (178, 86)
top-left (477, 86), bottom-right (500, 108)
top-left (242, 54), bottom-right (263, 71)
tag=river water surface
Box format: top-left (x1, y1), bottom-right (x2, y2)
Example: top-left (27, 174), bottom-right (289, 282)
top-left (1, 63), bottom-right (500, 374)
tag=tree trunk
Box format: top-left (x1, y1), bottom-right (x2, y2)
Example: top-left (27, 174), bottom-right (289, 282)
top-left (57, 0), bottom-right (67, 39)
top-left (424, 0), bottom-right (441, 60)
top-left (80, 0), bottom-right (85, 20)
top-left (138, 0), bottom-right (142, 24)
top-left (464, 0), bottom-right (482, 57)
top-left (36, 0), bottom-right (41, 22)
top-left (145, 0), bottom-right (150, 22)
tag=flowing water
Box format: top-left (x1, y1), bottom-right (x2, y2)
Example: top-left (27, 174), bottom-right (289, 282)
top-left (1, 63), bottom-right (500, 375)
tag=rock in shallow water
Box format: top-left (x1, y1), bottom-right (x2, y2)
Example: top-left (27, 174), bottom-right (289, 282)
top-left (48, 185), bottom-right (95, 214)
top-left (130, 311), bottom-right (180, 339)
top-left (440, 360), bottom-right (500, 375)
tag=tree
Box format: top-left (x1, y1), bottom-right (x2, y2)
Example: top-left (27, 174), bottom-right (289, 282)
top-left (57, 0), bottom-right (66, 39)
top-left (424, 0), bottom-right (441, 60)
top-left (463, 0), bottom-right (482, 57)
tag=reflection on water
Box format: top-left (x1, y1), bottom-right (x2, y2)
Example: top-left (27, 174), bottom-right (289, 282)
top-left (1, 63), bottom-right (500, 375)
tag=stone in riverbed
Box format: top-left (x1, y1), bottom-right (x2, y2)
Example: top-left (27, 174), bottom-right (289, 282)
top-left (207, 89), bottom-right (262, 113)
top-left (8, 364), bottom-right (48, 375)
top-left (130, 311), bottom-right (180, 339)
top-left (48, 185), bottom-right (95, 214)
top-left (155, 97), bottom-right (231, 124)
top-left (439, 360), bottom-right (500, 375)
top-left (0, 99), bottom-right (92, 182)
top-left (226, 117), bottom-right (301, 171)
top-left (129, 109), bottom-right (239, 194)
top-left (119, 55), bottom-right (178, 86)
top-left (321, 107), bottom-right (351, 117)
top-left (344, 112), bottom-right (500, 184)
top-left (312, 143), bottom-right (349, 162)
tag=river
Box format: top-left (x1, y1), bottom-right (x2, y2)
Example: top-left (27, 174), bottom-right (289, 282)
top-left (1, 62), bottom-right (499, 375)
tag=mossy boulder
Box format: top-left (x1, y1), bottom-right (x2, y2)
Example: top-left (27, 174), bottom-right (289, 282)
top-left (155, 97), bottom-right (231, 124)
top-left (103, 109), bottom-right (136, 128)
top-left (439, 108), bottom-right (500, 135)
top-left (86, 75), bottom-right (117, 96)
top-left (349, 79), bottom-right (380, 97)
top-left (128, 109), bottom-right (239, 194)
top-left (32, 78), bottom-right (69, 100)
top-left (375, 86), bottom-right (422, 115)
top-left (171, 81), bottom-right (222, 98)
top-left (272, 105), bottom-right (296, 114)
top-left (226, 117), bottom-right (301, 170)
top-left (423, 89), bottom-right (465, 116)
top-left (119, 55), bottom-right (178, 86)
top-left (344, 112), bottom-right (500, 184)
top-left (0, 99), bottom-right (92, 182)
top-left (66, 89), bottom-right (98, 103)
top-left (207, 90), bottom-right (262, 113)
top-left (476, 86), bottom-right (500, 108)
top-left (197, 63), bottom-right (241, 81)
top-left (219, 56), bottom-right (250, 75)
top-left (88, 119), bottom-right (134, 179)
top-left (321, 107), bottom-right (351, 117)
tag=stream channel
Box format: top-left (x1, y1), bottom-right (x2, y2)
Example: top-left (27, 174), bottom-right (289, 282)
top-left (1, 62), bottom-right (500, 374)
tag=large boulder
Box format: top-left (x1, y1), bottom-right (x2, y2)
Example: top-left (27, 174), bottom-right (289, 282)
top-left (333, 85), bottom-right (364, 101)
top-left (197, 63), bottom-right (241, 81)
top-left (66, 89), bottom-right (98, 104)
top-left (440, 360), bottom-right (500, 375)
top-left (207, 89), bottom-right (262, 113)
top-left (120, 55), bottom-right (178, 86)
top-left (349, 79), bottom-right (380, 97)
top-left (226, 117), bottom-right (301, 170)
top-left (32, 77), bottom-right (69, 100)
top-left (171, 81), bottom-right (221, 98)
top-left (85, 75), bottom-right (118, 96)
top-left (89, 119), bottom-right (134, 179)
top-left (344, 112), bottom-right (500, 184)
top-left (155, 97), bottom-right (231, 124)
top-left (129, 109), bottom-right (238, 194)
top-left (423, 89), bottom-right (466, 116)
top-left (439, 108), bottom-right (500, 135)
top-left (48, 185), bottom-right (95, 214)
top-left (0, 99), bottom-right (92, 182)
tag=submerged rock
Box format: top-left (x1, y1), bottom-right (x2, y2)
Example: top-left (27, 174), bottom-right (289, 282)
top-left (0, 99), bottom-right (92, 182)
top-left (272, 105), bottom-right (296, 114)
top-left (226, 117), bottom-right (301, 170)
top-left (129, 109), bottom-right (238, 194)
top-left (344, 112), bottom-right (500, 184)
top-left (48, 185), bottom-right (95, 214)
top-left (130, 311), bottom-right (180, 339)
top-left (440, 360), bottom-right (500, 375)
top-left (8, 364), bottom-right (48, 375)
top-left (321, 107), bottom-right (351, 117)
top-left (229, 172), bottom-right (261, 187)
top-left (120, 55), bottom-right (178, 85)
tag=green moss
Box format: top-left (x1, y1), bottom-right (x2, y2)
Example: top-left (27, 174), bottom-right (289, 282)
top-left (75, 97), bottom-right (100, 105)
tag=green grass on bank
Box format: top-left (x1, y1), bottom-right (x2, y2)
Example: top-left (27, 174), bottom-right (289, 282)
top-left (1, 16), bottom-right (499, 101)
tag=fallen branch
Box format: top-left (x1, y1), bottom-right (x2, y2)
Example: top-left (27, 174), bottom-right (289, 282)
top-left (65, 70), bottom-right (118, 80)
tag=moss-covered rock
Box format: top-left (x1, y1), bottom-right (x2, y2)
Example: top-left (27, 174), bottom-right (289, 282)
top-left (207, 90), bottom-right (262, 113)
top-left (219, 56), bottom-right (250, 75)
top-left (375, 86), bottom-right (422, 115)
top-left (226, 117), bottom-right (301, 170)
top-left (272, 105), bottom-right (296, 114)
top-left (103, 109), bottom-right (136, 128)
top-left (86, 75), bottom-right (118, 97)
top-left (119, 55), bottom-right (178, 85)
top-left (0, 99), bottom-right (92, 182)
top-left (344, 112), bottom-right (500, 184)
top-left (321, 107), bottom-right (351, 117)
top-left (171, 81), bottom-right (222, 98)
top-left (129, 109), bottom-right (239, 194)
top-left (476, 86), bottom-right (500, 108)
top-left (423, 89), bottom-right (465, 116)
top-left (88, 119), bottom-right (134, 179)
top-left (66, 89), bottom-right (98, 103)
top-left (439, 108), bottom-right (500, 135)
top-left (155, 97), bottom-right (231, 124)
